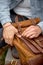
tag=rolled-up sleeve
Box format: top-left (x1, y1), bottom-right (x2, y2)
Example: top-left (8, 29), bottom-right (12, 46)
top-left (0, 0), bottom-right (12, 26)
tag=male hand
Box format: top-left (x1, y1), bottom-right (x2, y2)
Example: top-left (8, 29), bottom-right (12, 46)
top-left (3, 23), bottom-right (18, 46)
top-left (22, 25), bottom-right (42, 39)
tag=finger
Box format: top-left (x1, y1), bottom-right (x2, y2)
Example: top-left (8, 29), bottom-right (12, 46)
top-left (8, 33), bottom-right (14, 46)
top-left (16, 33), bottom-right (21, 38)
top-left (29, 34), bottom-right (35, 39)
top-left (22, 28), bottom-right (35, 36)
top-left (5, 39), bottom-right (13, 46)
top-left (26, 32), bottom-right (36, 37)
top-left (5, 39), bottom-right (9, 44)
top-left (5, 36), bottom-right (13, 46)
top-left (8, 38), bottom-right (13, 46)
top-left (22, 26), bottom-right (34, 36)
top-left (14, 28), bottom-right (18, 34)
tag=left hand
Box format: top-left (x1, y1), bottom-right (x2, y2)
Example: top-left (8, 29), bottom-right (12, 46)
top-left (22, 25), bottom-right (42, 38)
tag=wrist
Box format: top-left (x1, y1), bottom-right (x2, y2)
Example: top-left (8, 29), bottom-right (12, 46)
top-left (36, 25), bottom-right (42, 33)
top-left (3, 22), bottom-right (11, 28)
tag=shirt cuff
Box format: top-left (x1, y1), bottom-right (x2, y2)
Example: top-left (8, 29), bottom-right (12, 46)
top-left (37, 21), bottom-right (43, 34)
top-left (1, 16), bottom-right (12, 26)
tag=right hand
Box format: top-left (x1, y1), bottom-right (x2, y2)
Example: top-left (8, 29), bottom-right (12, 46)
top-left (3, 22), bottom-right (18, 46)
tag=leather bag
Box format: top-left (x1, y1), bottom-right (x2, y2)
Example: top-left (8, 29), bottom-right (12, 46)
top-left (12, 16), bottom-right (43, 65)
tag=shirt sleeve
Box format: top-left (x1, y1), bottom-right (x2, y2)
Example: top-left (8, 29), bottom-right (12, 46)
top-left (0, 0), bottom-right (12, 26)
top-left (37, 21), bottom-right (43, 34)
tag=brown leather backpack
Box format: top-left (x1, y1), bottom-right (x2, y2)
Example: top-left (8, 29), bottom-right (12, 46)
top-left (12, 16), bottom-right (43, 65)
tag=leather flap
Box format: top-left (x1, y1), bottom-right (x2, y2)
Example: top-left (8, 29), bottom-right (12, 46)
top-left (34, 35), bottom-right (43, 48)
top-left (22, 36), bottom-right (43, 54)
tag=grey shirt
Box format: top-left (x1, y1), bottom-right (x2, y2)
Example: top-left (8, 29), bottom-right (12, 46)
top-left (14, 0), bottom-right (32, 18)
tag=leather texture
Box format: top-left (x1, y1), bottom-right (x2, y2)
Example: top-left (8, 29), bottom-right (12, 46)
top-left (12, 16), bottom-right (43, 65)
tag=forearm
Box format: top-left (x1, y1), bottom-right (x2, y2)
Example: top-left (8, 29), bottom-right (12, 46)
top-left (0, 0), bottom-right (12, 26)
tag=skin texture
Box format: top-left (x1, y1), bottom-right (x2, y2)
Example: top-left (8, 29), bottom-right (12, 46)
top-left (22, 25), bottom-right (42, 39)
top-left (3, 22), bottom-right (18, 46)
